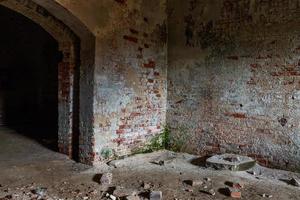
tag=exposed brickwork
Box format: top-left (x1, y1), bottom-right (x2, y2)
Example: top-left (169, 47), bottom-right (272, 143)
top-left (167, 0), bottom-right (300, 171)
top-left (92, 0), bottom-right (167, 162)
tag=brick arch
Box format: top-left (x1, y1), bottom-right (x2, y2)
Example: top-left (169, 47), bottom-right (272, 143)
top-left (0, 0), bottom-right (95, 164)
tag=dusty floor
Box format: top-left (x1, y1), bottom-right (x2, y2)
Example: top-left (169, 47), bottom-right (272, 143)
top-left (0, 127), bottom-right (300, 200)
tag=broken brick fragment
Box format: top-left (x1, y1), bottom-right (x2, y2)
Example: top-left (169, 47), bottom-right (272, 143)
top-left (183, 180), bottom-right (203, 186)
top-left (228, 188), bottom-right (242, 198)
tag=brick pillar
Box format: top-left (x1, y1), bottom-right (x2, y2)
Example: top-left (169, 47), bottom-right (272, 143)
top-left (57, 43), bottom-right (75, 157)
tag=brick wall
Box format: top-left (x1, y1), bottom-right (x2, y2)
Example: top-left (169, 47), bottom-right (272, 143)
top-left (167, 0), bottom-right (300, 171)
top-left (92, 0), bottom-right (168, 162)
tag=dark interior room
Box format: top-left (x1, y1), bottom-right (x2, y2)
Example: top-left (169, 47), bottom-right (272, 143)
top-left (0, 5), bottom-right (60, 150)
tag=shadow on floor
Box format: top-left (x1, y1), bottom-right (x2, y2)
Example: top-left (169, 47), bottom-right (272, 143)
top-left (190, 155), bottom-right (211, 167)
top-left (2, 123), bottom-right (58, 152)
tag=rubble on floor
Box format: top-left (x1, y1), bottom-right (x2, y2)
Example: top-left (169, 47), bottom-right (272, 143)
top-left (261, 193), bottom-right (273, 198)
top-left (1, 150), bottom-right (300, 199)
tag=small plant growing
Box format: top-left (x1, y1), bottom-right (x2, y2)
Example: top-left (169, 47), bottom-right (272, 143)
top-left (132, 126), bottom-right (170, 154)
top-left (132, 125), bottom-right (190, 155)
top-left (168, 125), bottom-right (189, 152)
top-left (100, 147), bottom-right (114, 159)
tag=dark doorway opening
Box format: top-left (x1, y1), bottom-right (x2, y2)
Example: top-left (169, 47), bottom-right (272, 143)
top-left (0, 5), bottom-right (62, 151)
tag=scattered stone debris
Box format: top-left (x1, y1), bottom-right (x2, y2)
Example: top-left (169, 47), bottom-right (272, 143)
top-left (228, 188), bottom-right (242, 198)
top-left (206, 154), bottom-right (256, 171)
top-left (1, 151), bottom-right (300, 200)
top-left (100, 173), bottom-right (113, 185)
top-left (150, 191), bottom-right (162, 200)
top-left (261, 193), bottom-right (273, 198)
top-left (290, 177), bottom-right (300, 187)
top-left (183, 179), bottom-right (203, 186)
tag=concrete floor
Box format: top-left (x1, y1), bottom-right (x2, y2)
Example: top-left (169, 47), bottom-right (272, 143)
top-left (0, 127), bottom-right (300, 200)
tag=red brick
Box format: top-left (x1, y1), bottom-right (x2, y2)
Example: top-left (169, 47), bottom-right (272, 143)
top-left (225, 112), bottom-right (247, 119)
top-left (143, 60), bottom-right (156, 68)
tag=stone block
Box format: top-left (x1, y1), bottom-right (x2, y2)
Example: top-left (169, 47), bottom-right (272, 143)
top-left (206, 154), bottom-right (256, 171)
top-left (150, 191), bottom-right (162, 200)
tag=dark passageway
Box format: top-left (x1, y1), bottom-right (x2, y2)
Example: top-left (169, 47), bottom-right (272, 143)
top-left (0, 5), bottom-right (61, 151)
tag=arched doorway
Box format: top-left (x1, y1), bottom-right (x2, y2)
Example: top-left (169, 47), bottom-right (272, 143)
top-left (0, 5), bottom-right (61, 150)
top-left (0, 0), bottom-right (95, 163)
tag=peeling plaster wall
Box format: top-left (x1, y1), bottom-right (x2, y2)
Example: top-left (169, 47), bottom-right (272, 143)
top-left (167, 0), bottom-right (300, 171)
top-left (54, 0), bottom-right (168, 162)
